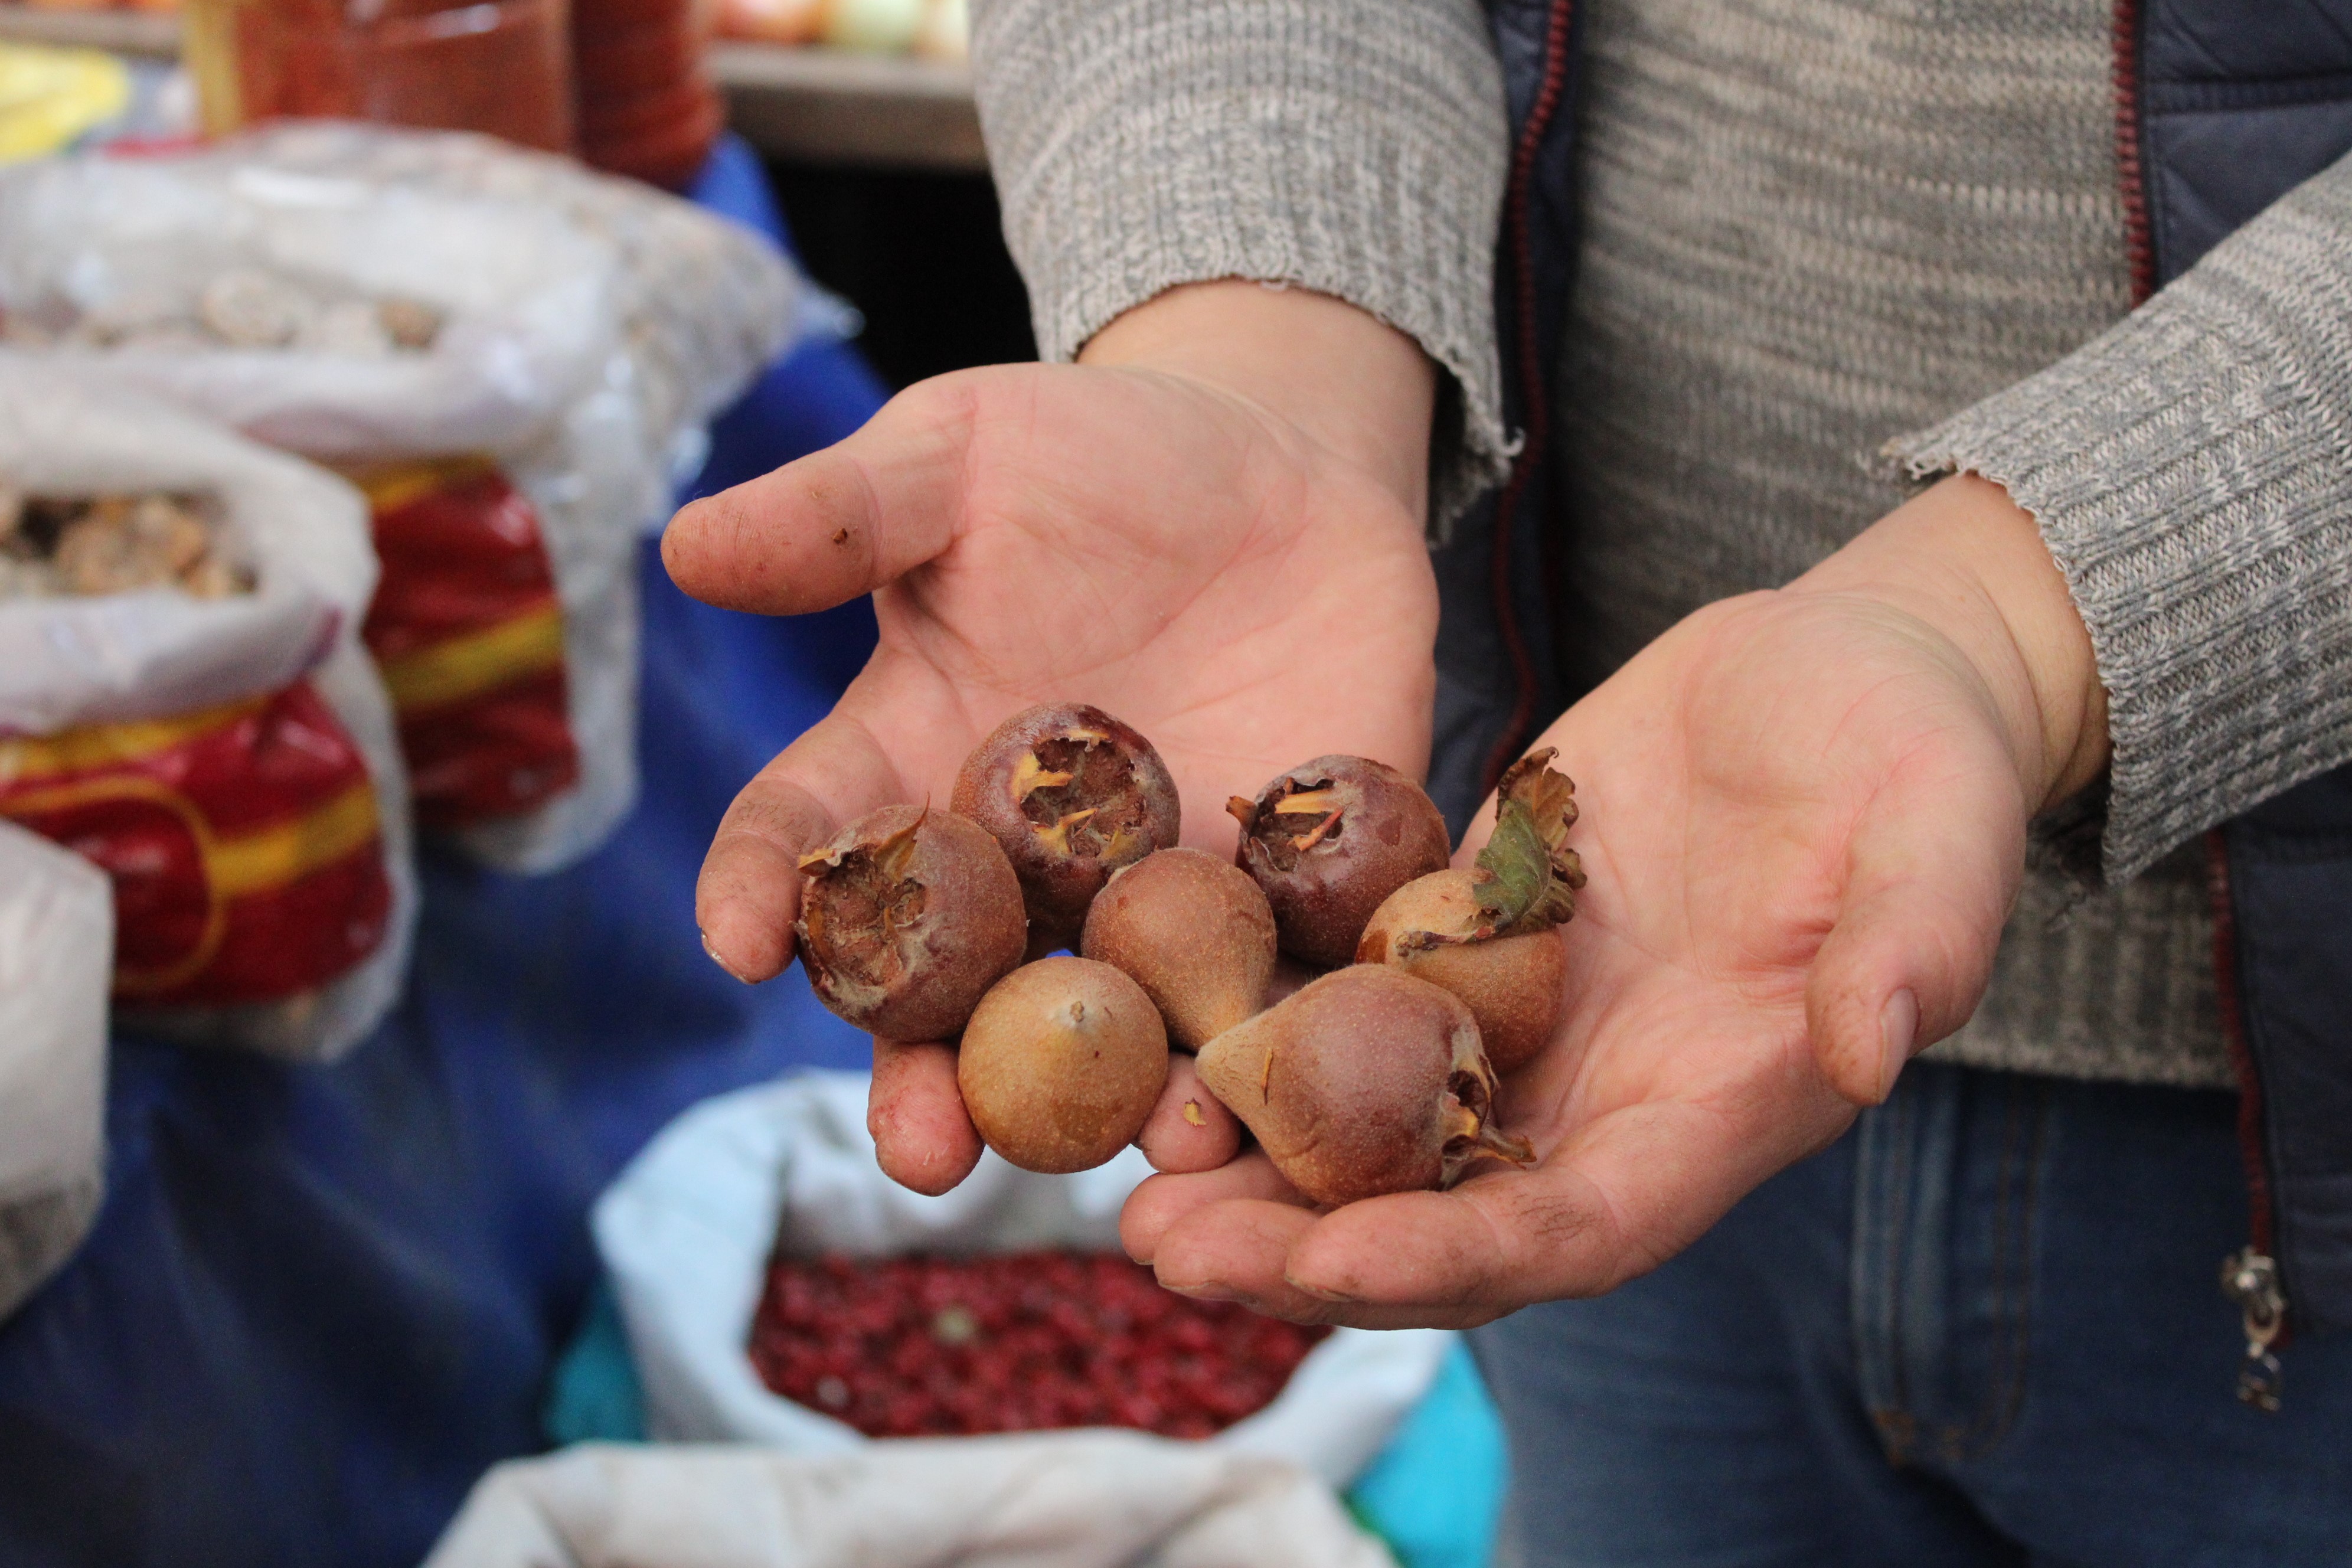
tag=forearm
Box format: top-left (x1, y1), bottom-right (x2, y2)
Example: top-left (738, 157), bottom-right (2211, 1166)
top-left (971, 0), bottom-right (1511, 530)
top-left (1891, 150), bottom-right (2352, 880)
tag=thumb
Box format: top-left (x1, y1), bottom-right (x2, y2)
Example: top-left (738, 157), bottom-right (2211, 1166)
top-left (1807, 774), bottom-right (2022, 1106)
top-left (662, 369), bottom-right (989, 615)
top-left (695, 707), bottom-right (907, 982)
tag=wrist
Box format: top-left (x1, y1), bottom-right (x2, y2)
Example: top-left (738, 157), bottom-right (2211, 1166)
top-left (1793, 474), bottom-right (2111, 811)
top-left (1079, 280), bottom-right (1437, 521)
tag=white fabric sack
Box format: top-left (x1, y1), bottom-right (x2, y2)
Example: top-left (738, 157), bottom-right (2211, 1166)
top-left (595, 1072), bottom-right (1452, 1489)
top-left (0, 149), bottom-right (643, 874)
top-left (0, 821), bottom-right (110, 1322)
top-left (0, 371), bottom-right (415, 1061)
top-left (423, 1438), bottom-right (1395, 1568)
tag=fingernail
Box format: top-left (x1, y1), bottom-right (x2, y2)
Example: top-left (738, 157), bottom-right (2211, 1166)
top-left (1285, 1276), bottom-right (1359, 1304)
top-left (1879, 988), bottom-right (1919, 1102)
top-left (701, 929), bottom-right (752, 984)
top-left (1164, 1280), bottom-right (1243, 1304)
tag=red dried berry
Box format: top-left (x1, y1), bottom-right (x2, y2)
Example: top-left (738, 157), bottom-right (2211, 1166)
top-left (746, 1249), bottom-right (1329, 1440)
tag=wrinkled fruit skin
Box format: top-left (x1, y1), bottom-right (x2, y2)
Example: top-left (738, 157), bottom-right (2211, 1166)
top-left (1080, 847), bottom-right (1276, 1051)
top-left (1194, 966), bottom-right (1528, 1207)
top-left (952, 703), bottom-right (1182, 952)
top-left (959, 955), bottom-right (1171, 1174)
top-left (796, 804), bottom-right (1027, 1041)
top-left (1357, 868), bottom-right (1567, 1074)
top-left (1229, 756), bottom-right (1452, 968)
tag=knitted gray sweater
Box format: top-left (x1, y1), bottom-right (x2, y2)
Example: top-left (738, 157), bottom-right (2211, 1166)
top-left (970, 0), bottom-right (2352, 1088)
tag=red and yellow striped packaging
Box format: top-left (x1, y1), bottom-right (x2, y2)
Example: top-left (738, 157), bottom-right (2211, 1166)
top-left (349, 458), bottom-right (580, 831)
top-left (0, 681), bottom-right (392, 1005)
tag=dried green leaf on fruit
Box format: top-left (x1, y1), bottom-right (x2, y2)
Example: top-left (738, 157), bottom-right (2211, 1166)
top-left (1356, 749), bottom-right (1586, 1073)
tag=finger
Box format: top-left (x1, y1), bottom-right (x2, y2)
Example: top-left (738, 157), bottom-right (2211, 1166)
top-left (696, 710), bottom-right (906, 982)
top-left (1133, 1054), bottom-right (1241, 1174)
top-left (1119, 1153), bottom-right (1306, 1264)
top-left (1281, 1092), bottom-right (1850, 1315)
top-left (662, 372), bottom-right (985, 615)
top-left (1807, 770), bottom-right (2020, 1106)
top-left (867, 1037), bottom-right (982, 1196)
top-left (1151, 1198), bottom-right (1501, 1329)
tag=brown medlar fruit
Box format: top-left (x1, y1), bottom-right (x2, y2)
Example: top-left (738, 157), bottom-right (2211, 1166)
top-left (1194, 965), bottom-right (1532, 1208)
top-left (1227, 756), bottom-right (1451, 968)
top-left (1355, 750), bottom-right (1586, 1073)
top-left (1358, 873), bottom-right (1565, 1072)
top-left (795, 803), bottom-right (1026, 1041)
top-left (958, 955), bottom-right (1171, 1174)
top-left (1080, 847), bottom-right (1276, 1051)
top-left (952, 703), bottom-right (1181, 952)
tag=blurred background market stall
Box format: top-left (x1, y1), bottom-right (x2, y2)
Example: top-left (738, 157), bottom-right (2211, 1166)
top-left (0, 8), bottom-right (1505, 1566)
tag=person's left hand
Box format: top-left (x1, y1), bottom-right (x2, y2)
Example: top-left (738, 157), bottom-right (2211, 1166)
top-left (1121, 475), bottom-right (2111, 1327)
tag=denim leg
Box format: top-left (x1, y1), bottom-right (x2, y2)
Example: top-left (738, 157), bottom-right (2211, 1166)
top-left (1471, 1110), bottom-right (2020, 1568)
top-left (1475, 1058), bottom-right (2352, 1566)
top-left (1923, 1074), bottom-right (2352, 1566)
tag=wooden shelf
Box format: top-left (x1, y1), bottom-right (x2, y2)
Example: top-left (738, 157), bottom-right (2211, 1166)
top-left (708, 44), bottom-right (982, 171)
top-left (0, 8), bottom-right (985, 170)
top-left (0, 5), bottom-right (178, 57)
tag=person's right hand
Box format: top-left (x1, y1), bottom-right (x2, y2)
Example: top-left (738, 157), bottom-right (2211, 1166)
top-left (662, 282), bottom-right (1441, 1198)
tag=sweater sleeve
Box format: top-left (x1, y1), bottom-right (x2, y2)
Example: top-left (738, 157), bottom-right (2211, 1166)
top-left (968, 0), bottom-right (1515, 529)
top-left (1890, 149), bottom-right (2352, 884)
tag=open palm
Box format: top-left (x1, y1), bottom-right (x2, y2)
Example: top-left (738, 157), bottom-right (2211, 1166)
top-left (664, 358), bottom-right (1439, 1191)
top-left (1128, 584), bottom-right (2040, 1327)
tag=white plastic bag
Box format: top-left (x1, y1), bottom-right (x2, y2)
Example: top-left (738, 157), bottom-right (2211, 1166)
top-left (213, 119), bottom-right (829, 504)
top-left (0, 821), bottom-right (110, 1322)
top-left (424, 1438), bottom-right (1394, 1568)
top-left (594, 1072), bottom-right (1453, 1489)
top-left (0, 370), bottom-right (415, 1061)
top-left (0, 147), bottom-right (645, 873)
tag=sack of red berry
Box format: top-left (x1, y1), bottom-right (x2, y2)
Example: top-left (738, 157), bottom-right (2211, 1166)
top-left (594, 1072), bottom-right (1453, 1487)
top-left (0, 143), bottom-right (649, 874)
top-left (0, 821), bottom-right (111, 1322)
top-left (0, 371), bottom-right (417, 1061)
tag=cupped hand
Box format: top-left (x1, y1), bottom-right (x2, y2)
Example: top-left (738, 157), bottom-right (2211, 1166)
top-left (662, 283), bottom-right (1440, 1197)
top-left (1127, 475), bottom-right (2111, 1327)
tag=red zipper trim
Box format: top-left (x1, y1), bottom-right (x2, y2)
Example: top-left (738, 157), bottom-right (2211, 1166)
top-left (2206, 828), bottom-right (2291, 1347)
top-left (1479, 0), bottom-right (1577, 796)
top-left (2109, 0), bottom-right (2158, 306)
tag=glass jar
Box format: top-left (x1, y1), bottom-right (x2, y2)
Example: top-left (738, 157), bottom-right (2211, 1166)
top-left (182, 0), bottom-right (577, 153)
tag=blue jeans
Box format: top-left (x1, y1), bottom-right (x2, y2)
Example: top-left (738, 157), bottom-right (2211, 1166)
top-left (1471, 1061), bottom-right (2352, 1566)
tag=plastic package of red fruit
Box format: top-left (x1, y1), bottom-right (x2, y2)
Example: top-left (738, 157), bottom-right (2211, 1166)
top-left (593, 1071), bottom-right (1453, 1487)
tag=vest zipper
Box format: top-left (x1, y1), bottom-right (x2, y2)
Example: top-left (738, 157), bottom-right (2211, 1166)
top-left (2207, 831), bottom-right (2290, 1410)
top-left (1480, 0), bottom-right (1576, 796)
top-left (2111, 1), bottom-right (2288, 1407)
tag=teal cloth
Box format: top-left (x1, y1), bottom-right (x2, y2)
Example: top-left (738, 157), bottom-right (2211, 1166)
top-left (545, 1283), bottom-right (1504, 1568)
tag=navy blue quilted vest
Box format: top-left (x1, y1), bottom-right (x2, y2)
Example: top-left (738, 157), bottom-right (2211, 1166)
top-left (1437, 0), bottom-right (2352, 1386)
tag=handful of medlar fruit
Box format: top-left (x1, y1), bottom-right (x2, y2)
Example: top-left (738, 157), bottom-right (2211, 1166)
top-left (788, 701), bottom-right (1586, 1197)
